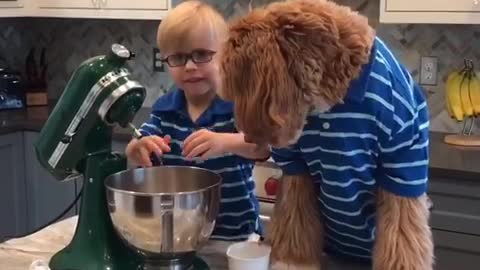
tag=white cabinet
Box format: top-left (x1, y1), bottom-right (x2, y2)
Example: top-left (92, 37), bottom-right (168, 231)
top-left (0, 0), bottom-right (23, 8)
top-left (35, 0), bottom-right (170, 19)
top-left (38, 0), bottom-right (96, 9)
top-left (38, 0), bottom-right (167, 10)
top-left (380, 0), bottom-right (480, 24)
top-left (101, 0), bottom-right (168, 10)
top-left (0, 0), bottom-right (29, 17)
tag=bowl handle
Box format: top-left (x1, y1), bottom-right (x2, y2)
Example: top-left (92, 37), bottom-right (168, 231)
top-left (160, 195), bottom-right (174, 252)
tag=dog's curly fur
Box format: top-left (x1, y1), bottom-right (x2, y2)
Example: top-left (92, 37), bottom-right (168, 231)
top-left (267, 175), bottom-right (324, 269)
top-left (220, 0), bottom-right (434, 269)
top-left (374, 190), bottom-right (434, 270)
top-left (220, 0), bottom-right (375, 146)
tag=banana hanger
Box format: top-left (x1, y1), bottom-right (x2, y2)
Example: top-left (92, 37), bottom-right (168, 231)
top-left (462, 117), bottom-right (476, 136)
top-left (444, 116), bottom-right (480, 147)
top-left (444, 59), bottom-right (480, 146)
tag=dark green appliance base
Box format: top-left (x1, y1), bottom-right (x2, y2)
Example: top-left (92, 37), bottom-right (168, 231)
top-left (49, 153), bottom-right (141, 270)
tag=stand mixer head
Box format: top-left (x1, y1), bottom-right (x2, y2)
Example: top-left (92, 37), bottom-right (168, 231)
top-left (36, 44), bottom-right (145, 181)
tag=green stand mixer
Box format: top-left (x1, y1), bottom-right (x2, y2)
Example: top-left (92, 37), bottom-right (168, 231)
top-left (34, 44), bottom-right (221, 270)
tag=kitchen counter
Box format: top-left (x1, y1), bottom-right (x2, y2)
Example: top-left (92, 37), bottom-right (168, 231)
top-left (1, 106), bottom-right (480, 180)
top-left (0, 216), bottom-right (231, 270)
top-left (428, 132), bottom-right (480, 181)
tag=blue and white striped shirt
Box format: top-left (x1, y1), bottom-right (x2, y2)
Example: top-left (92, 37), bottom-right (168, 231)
top-left (139, 89), bottom-right (260, 241)
top-left (271, 37), bottom-right (429, 263)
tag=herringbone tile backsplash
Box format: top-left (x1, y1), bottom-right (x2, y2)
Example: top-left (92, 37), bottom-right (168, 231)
top-left (1, 0), bottom-right (479, 133)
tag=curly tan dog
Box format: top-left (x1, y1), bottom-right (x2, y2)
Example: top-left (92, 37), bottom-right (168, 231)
top-left (219, 0), bottom-right (434, 269)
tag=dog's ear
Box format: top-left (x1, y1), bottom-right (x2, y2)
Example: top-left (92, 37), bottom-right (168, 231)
top-left (220, 8), bottom-right (303, 137)
top-left (265, 0), bottom-right (375, 106)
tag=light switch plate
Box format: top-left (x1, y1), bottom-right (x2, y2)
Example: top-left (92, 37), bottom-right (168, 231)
top-left (152, 48), bottom-right (165, 72)
top-left (420, 56), bottom-right (438, 85)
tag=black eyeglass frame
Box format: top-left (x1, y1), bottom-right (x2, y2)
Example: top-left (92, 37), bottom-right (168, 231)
top-left (161, 49), bottom-right (217, 67)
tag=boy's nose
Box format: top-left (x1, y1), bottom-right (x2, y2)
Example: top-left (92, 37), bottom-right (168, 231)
top-left (185, 58), bottom-right (198, 70)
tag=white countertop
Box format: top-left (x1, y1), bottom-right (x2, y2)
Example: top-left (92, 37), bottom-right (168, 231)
top-left (0, 216), bottom-right (231, 270)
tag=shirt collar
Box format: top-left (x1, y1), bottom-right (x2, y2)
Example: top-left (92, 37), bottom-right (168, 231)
top-left (343, 40), bottom-right (377, 102)
top-left (152, 87), bottom-right (233, 115)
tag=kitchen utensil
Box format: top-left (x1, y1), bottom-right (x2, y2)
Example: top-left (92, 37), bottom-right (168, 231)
top-left (35, 44), bottom-right (147, 270)
top-left (227, 234), bottom-right (271, 270)
top-left (105, 165), bottom-right (221, 269)
top-left (39, 48), bottom-right (47, 86)
top-left (25, 48), bottom-right (37, 83)
top-left (24, 47), bottom-right (48, 106)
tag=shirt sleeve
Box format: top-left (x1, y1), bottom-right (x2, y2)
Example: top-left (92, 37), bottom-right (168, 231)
top-left (377, 84), bottom-right (429, 198)
top-left (271, 144), bottom-right (309, 176)
top-left (138, 112), bottom-right (163, 137)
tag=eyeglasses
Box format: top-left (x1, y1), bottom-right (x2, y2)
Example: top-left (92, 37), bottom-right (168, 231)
top-left (161, 49), bottom-right (216, 67)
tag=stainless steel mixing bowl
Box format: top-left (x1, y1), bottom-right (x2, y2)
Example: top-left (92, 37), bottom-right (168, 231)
top-left (104, 165), bottom-right (221, 260)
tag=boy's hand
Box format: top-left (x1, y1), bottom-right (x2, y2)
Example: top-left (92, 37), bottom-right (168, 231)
top-left (183, 129), bottom-right (228, 160)
top-left (126, 135), bottom-right (171, 167)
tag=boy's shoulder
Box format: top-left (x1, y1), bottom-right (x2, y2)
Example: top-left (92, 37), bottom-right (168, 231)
top-left (152, 88), bottom-right (183, 113)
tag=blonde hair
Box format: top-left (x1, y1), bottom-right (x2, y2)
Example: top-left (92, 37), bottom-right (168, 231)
top-left (157, 1), bottom-right (228, 54)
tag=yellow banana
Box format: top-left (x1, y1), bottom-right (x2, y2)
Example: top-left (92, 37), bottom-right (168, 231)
top-left (444, 72), bottom-right (456, 117)
top-left (445, 71), bottom-right (465, 121)
top-left (460, 72), bottom-right (474, 118)
top-left (445, 71), bottom-right (460, 118)
top-left (469, 72), bottom-right (480, 115)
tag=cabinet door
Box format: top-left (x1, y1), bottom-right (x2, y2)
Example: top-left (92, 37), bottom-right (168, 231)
top-left (381, 0), bottom-right (480, 24)
top-left (104, 0), bottom-right (168, 10)
top-left (428, 177), bottom-right (480, 236)
top-left (433, 229), bottom-right (480, 270)
top-left (37, 0), bottom-right (95, 9)
top-left (386, 0), bottom-right (480, 12)
top-left (33, 0), bottom-right (170, 19)
top-left (0, 133), bottom-right (27, 241)
top-left (23, 132), bottom-right (77, 233)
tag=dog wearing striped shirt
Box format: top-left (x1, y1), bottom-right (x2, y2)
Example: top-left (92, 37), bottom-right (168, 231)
top-left (219, 0), bottom-right (434, 269)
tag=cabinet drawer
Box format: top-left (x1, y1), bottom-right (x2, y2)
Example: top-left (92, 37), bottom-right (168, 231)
top-left (429, 194), bottom-right (480, 235)
top-left (38, 0), bottom-right (168, 10)
top-left (428, 177), bottom-right (480, 235)
top-left (0, 0), bottom-right (23, 8)
top-left (433, 230), bottom-right (480, 270)
top-left (386, 0), bottom-right (480, 12)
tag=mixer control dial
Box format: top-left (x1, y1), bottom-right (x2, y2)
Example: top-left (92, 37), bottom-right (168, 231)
top-left (111, 44), bottom-right (132, 59)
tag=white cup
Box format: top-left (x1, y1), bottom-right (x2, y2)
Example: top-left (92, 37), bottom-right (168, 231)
top-left (227, 234), bottom-right (271, 270)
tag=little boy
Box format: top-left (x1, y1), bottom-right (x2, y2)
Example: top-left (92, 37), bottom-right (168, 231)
top-left (126, 0), bottom-right (270, 241)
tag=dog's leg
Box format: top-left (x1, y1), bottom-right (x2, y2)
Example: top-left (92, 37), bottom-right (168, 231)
top-left (266, 174), bottom-right (323, 270)
top-left (373, 189), bottom-right (434, 270)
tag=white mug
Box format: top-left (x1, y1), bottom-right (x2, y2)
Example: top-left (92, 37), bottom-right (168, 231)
top-left (226, 234), bottom-right (271, 270)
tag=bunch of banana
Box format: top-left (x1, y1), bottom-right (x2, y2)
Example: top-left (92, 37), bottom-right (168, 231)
top-left (445, 59), bottom-right (480, 122)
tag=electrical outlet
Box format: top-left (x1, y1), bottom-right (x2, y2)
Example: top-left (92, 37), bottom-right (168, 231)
top-left (419, 56), bottom-right (438, 85)
top-left (152, 48), bottom-right (165, 72)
